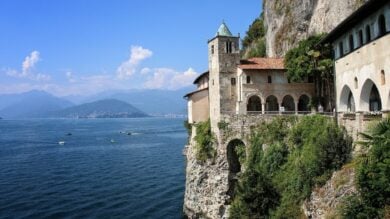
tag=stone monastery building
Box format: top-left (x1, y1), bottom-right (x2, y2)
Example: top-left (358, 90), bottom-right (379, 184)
top-left (185, 0), bottom-right (390, 138)
top-left (185, 22), bottom-right (315, 130)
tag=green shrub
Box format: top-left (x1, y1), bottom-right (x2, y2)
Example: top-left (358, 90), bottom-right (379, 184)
top-left (229, 115), bottom-right (352, 219)
top-left (194, 120), bottom-right (216, 162)
top-left (235, 143), bottom-right (246, 166)
top-left (218, 120), bottom-right (229, 131)
top-left (339, 118), bottom-right (390, 218)
top-left (230, 167), bottom-right (280, 219)
top-left (184, 120), bottom-right (192, 137)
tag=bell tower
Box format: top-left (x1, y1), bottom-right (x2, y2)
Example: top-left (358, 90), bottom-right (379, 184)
top-left (208, 22), bottom-right (240, 132)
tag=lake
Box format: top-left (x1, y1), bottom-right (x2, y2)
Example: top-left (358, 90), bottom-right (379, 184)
top-left (0, 118), bottom-right (187, 218)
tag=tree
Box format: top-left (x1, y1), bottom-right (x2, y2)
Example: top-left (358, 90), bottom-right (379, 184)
top-left (285, 34), bottom-right (335, 111)
top-left (242, 14), bottom-right (267, 58)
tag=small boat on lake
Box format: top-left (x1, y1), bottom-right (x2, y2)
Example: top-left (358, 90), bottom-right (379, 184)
top-left (58, 141), bottom-right (65, 145)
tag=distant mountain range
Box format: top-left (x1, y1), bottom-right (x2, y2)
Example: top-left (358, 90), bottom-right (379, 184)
top-left (0, 90), bottom-right (74, 118)
top-left (0, 88), bottom-right (193, 119)
top-left (64, 88), bottom-right (192, 115)
top-left (49, 99), bottom-right (148, 118)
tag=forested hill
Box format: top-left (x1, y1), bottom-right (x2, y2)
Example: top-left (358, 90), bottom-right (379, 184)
top-left (50, 99), bottom-right (148, 118)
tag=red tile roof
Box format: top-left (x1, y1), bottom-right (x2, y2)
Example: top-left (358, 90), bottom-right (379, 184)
top-left (238, 58), bottom-right (285, 70)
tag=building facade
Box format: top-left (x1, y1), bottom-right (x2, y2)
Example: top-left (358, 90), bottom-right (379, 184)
top-left (322, 0), bottom-right (390, 138)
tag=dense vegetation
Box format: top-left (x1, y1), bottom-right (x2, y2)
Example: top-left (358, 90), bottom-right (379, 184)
top-left (339, 118), bottom-right (390, 218)
top-left (284, 35), bottom-right (334, 111)
top-left (242, 14), bottom-right (266, 59)
top-left (194, 120), bottom-right (216, 162)
top-left (230, 116), bottom-right (352, 218)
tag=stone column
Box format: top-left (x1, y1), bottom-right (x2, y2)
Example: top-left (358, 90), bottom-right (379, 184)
top-left (278, 102), bottom-right (282, 115)
top-left (262, 103), bottom-right (265, 114)
top-left (295, 101), bottom-right (299, 115)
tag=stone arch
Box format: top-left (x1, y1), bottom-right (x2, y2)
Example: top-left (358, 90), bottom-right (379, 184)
top-left (340, 85), bottom-right (355, 112)
top-left (226, 139), bottom-right (245, 199)
top-left (247, 95), bottom-right (262, 113)
top-left (360, 79), bottom-right (382, 111)
top-left (266, 95), bottom-right (279, 113)
top-left (281, 95), bottom-right (295, 113)
top-left (298, 94), bottom-right (310, 112)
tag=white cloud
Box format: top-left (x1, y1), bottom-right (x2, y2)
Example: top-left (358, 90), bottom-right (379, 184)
top-left (117, 46), bottom-right (153, 79)
top-left (169, 68), bottom-right (198, 89)
top-left (144, 67), bottom-right (198, 90)
top-left (4, 50), bottom-right (50, 81)
top-left (35, 73), bottom-right (51, 81)
top-left (22, 51), bottom-right (40, 76)
top-left (140, 67), bottom-right (151, 75)
top-left (66, 71), bottom-right (77, 83)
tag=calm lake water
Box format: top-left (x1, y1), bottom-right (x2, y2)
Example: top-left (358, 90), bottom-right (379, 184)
top-left (0, 118), bottom-right (186, 218)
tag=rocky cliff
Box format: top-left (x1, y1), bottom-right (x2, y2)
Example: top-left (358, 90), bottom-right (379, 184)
top-left (264, 0), bottom-right (368, 57)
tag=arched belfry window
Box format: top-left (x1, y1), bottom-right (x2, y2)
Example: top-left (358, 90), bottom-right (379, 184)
top-left (366, 25), bottom-right (371, 42)
top-left (378, 14), bottom-right (387, 37)
top-left (226, 41), bottom-right (233, 53)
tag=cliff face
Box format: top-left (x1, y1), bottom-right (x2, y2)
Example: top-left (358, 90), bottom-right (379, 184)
top-left (303, 164), bottom-right (357, 218)
top-left (184, 141), bottom-right (230, 219)
top-left (264, 0), bottom-right (368, 57)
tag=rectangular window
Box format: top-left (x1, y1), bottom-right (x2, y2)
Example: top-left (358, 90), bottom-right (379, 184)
top-left (246, 76), bottom-right (251, 84)
top-left (231, 78), bottom-right (236, 85)
top-left (339, 41), bottom-right (344, 57)
top-left (358, 30), bottom-right (363, 47)
top-left (211, 45), bottom-right (214, 54)
top-left (349, 35), bottom-right (354, 52)
top-left (267, 76), bottom-right (272, 84)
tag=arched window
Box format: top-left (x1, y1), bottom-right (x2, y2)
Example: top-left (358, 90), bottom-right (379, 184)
top-left (378, 14), bottom-right (387, 37)
top-left (247, 95), bottom-right (261, 113)
top-left (366, 25), bottom-right (371, 42)
top-left (298, 95), bottom-right (310, 113)
top-left (266, 95), bottom-right (278, 113)
top-left (381, 70), bottom-right (386, 85)
top-left (227, 139), bottom-right (245, 199)
top-left (354, 77), bottom-right (358, 89)
top-left (347, 92), bottom-right (356, 112)
top-left (369, 85), bottom-right (382, 111)
top-left (360, 79), bottom-right (382, 112)
top-left (339, 41), bottom-right (344, 57)
top-left (349, 34), bottom-right (354, 52)
top-left (358, 30), bottom-right (364, 46)
top-left (281, 95), bottom-right (295, 113)
top-left (340, 85), bottom-right (355, 112)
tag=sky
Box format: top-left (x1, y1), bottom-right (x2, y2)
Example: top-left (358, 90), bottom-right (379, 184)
top-left (0, 0), bottom-right (262, 97)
